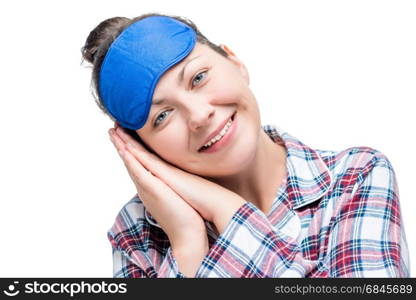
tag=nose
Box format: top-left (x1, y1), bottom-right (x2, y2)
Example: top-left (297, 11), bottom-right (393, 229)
top-left (186, 99), bottom-right (215, 132)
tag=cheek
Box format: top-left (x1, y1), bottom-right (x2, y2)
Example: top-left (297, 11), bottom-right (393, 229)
top-left (149, 129), bottom-right (188, 162)
top-left (211, 75), bottom-right (253, 107)
top-left (206, 83), bottom-right (249, 110)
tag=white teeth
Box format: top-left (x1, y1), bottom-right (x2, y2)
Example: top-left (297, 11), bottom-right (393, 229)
top-left (201, 118), bottom-right (233, 150)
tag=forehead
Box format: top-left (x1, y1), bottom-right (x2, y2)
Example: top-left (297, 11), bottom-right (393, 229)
top-left (165, 43), bottom-right (216, 73)
top-left (152, 43), bottom-right (217, 90)
top-left (184, 42), bottom-right (216, 59)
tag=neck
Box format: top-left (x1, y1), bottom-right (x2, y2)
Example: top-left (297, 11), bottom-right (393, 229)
top-left (209, 130), bottom-right (287, 216)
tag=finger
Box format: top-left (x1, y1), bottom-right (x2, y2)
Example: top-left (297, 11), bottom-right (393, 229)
top-left (115, 127), bottom-right (147, 152)
top-left (125, 142), bottom-right (168, 178)
top-left (109, 129), bottom-right (126, 152)
top-left (114, 127), bottom-right (177, 183)
top-left (112, 127), bottom-right (164, 167)
top-left (110, 129), bottom-right (155, 170)
top-left (110, 129), bottom-right (156, 180)
top-left (110, 130), bottom-right (162, 200)
top-left (110, 131), bottom-right (150, 177)
top-left (121, 148), bottom-right (154, 186)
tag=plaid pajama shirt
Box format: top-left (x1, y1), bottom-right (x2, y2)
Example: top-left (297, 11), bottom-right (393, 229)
top-left (107, 125), bottom-right (410, 277)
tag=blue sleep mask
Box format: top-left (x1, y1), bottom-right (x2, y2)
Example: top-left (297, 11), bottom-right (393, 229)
top-left (99, 16), bottom-right (197, 130)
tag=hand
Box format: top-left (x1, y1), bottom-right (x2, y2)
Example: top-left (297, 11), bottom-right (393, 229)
top-left (108, 127), bottom-right (208, 251)
top-left (113, 125), bottom-right (247, 235)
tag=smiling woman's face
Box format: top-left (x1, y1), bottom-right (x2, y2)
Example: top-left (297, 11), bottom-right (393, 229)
top-left (135, 43), bottom-right (262, 178)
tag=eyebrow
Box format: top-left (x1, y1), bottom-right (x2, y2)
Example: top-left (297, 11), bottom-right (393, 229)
top-left (152, 55), bottom-right (201, 106)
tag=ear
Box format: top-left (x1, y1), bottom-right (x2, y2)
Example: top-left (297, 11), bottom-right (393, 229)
top-left (219, 44), bottom-right (250, 85)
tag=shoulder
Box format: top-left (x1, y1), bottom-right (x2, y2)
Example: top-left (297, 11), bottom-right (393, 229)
top-left (316, 145), bottom-right (400, 229)
top-left (263, 125), bottom-right (393, 180)
top-left (317, 146), bottom-right (395, 185)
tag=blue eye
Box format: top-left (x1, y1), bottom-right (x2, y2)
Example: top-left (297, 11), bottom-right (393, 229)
top-left (192, 71), bottom-right (207, 87)
top-left (154, 110), bottom-right (171, 127)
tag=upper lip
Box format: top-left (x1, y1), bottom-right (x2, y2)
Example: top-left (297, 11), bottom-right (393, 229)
top-left (198, 112), bottom-right (235, 151)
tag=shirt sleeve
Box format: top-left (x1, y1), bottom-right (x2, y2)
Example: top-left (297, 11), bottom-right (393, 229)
top-left (108, 231), bottom-right (186, 278)
top-left (328, 154), bottom-right (410, 277)
top-left (111, 245), bottom-right (148, 278)
top-left (193, 201), bottom-right (313, 277)
top-left (157, 247), bottom-right (187, 278)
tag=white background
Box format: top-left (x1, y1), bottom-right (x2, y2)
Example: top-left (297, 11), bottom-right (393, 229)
top-left (0, 0), bottom-right (414, 277)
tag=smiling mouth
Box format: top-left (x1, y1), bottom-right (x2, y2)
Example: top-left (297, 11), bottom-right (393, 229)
top-left (198, 112), bottom-right (236, 152)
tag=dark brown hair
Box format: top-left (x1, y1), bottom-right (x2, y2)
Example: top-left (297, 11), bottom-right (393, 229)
top-left (81, 13), bottom-right (228, 144)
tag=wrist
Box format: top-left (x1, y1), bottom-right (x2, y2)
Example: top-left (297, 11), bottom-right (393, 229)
top-left (170, 230), bottom-right (209, 254)
top-left (171, 236), bottom-right (209, 277)
top-left (172, 241), bottom-right (208, 258)
top-left (212, 196), bottom-right (246, 235)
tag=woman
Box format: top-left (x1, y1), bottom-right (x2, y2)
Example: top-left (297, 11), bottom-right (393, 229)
top-left (81, 13), bottom-right (410, 277)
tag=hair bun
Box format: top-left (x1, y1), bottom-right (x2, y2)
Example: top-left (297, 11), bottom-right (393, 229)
top-left (81, 17), bottom-right (131, 64)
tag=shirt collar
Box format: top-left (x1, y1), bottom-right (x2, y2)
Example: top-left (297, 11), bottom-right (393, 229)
top-left (262, 125), bottom-right (333, 209)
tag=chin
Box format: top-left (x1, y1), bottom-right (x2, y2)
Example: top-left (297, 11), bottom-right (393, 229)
top-left (199, 139), bottom-right (259, 178)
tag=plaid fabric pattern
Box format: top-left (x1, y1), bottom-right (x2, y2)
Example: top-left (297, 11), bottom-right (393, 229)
top-left (107, 126), bottom-right (410, 277)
